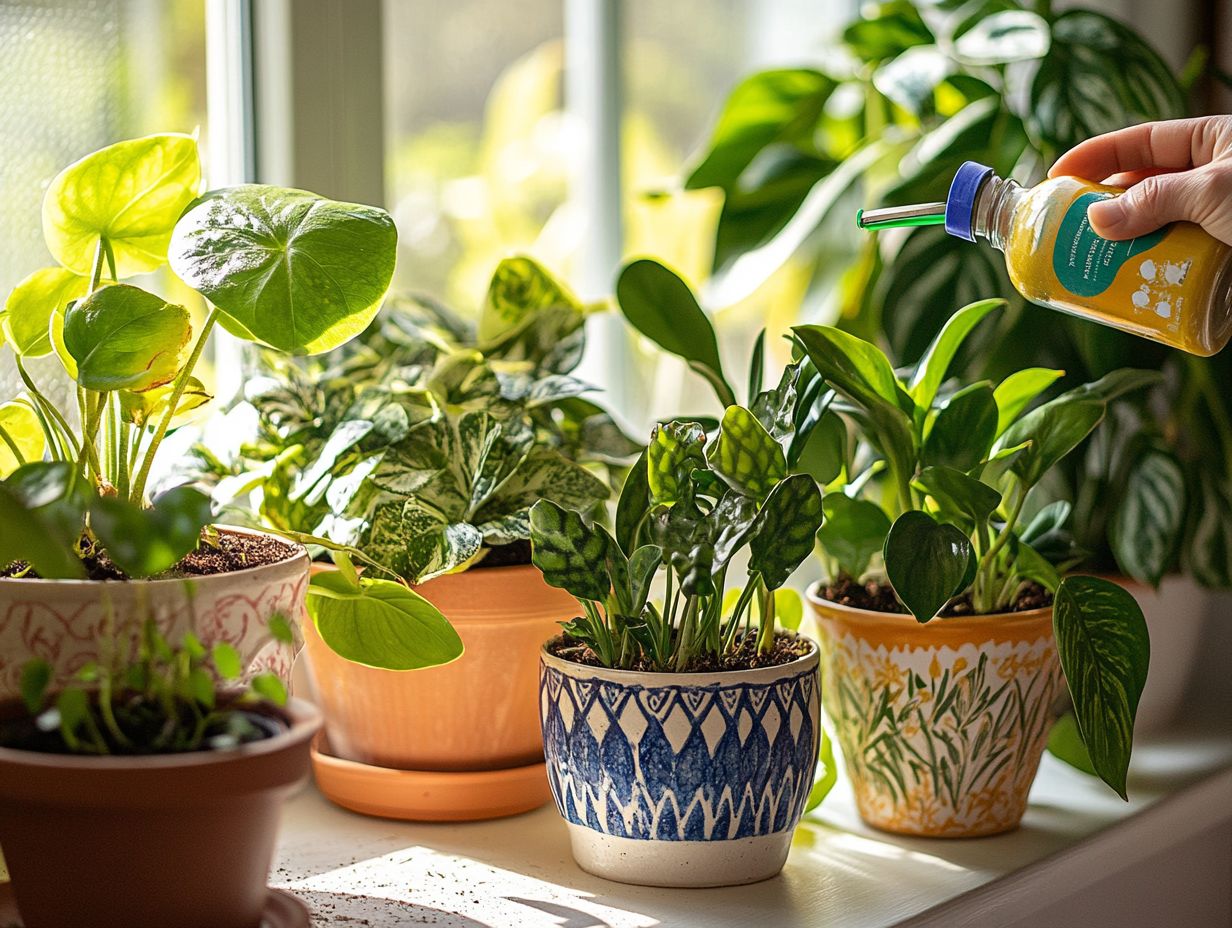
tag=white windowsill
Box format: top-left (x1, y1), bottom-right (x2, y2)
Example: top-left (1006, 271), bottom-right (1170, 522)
top-left (272, 696), bottom-right (1232, 928)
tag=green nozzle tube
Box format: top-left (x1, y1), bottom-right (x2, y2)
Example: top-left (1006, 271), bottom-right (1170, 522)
top-left (857, 202), bottom-right (947, 231)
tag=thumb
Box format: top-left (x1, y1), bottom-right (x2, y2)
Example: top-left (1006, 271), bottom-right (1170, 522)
top-left (1086, 172), bottom-right (1203, 240)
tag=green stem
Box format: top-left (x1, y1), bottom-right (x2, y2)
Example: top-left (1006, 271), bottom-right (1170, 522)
top-left (88, 238), bottom-right (106, 292)
top-left (14, 358), bottom-right (76, 461)
top-left (673, 596), bottom-right (698, 671)
top-left (77, 391), bottom-right (105, 479)
top-left (982, 480), bottom-right (1025, 567)
top-left (0, 422), bottom-right (27, 465)
top-left (757, 579), bottom-right (776, 653)
top-left (130, 308), bottom-right (218, 503)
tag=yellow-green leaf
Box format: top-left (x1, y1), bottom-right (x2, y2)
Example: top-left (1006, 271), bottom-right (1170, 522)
top-left (0, 400), bottom-right (46, 477)
top-left (42, 133), bottom-right (201, 276)
top-left (2, 267), bottom-right (89, 357)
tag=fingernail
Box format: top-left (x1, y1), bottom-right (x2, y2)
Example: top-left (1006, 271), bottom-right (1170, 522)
top-left (1087, 198), bottom-right (1126, 233)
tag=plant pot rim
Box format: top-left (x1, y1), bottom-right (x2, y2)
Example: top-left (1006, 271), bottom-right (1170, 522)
top-left (806, 580), bottom-right (1052, 630)
top-left (540, 632), bottom-right (819, 687)
top-left (0, 696), bottom-right (321, 772)
top-left (0, 524), bottom-right (308, 589)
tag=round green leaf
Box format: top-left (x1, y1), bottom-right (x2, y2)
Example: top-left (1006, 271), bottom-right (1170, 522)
top-left (0, 401), bottom-right (46, 478)
top-left (169, 185), bottom-right (397, 355)
top-left (816, 494), bottom-right (891, 581)
top-left (884, 510), bottom-right (972, 622)
top-left (63, 284), bottom-right (191, 392)
top-left (42, 133), bottom-right (201, 276)
top-left (2, 267), bottom-right (89, 357)
top-left (307, 572), bottom-right (464, 671)
top-left (1053, 575), bottom-right (1149, 799)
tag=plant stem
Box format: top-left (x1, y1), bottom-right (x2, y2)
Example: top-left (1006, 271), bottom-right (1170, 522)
top-left (0, 422), bottom-right (27, 465)
top-left (77, 391), bottom-right (105, 480)
top-left (129, 308), bottom-right (218, 503)
top-left (756, 579), bottom-right (776, 653)
top-left (88, 238), bottom-right (106, 292)
top-left (14, 357), bottom-right (77, 461)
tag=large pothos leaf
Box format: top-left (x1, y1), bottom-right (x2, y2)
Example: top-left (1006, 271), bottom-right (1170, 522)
top-left (748, 474), bottom-right (824, 590)
top-left (709, 405), bottom-right (786, 500)
top-left (913, 465), bottom-right (1001, 526)
top-left (473, 449), bottom-right (610, 531)
top-left (62, 284), bottom-right (191, 392)
top-left (1, 267), bottom-right (88, 357)
top-left (1111, 449), bottom-right (1185, 587)
top-left (169, 185), bottom-right (397, 355)
top-left (922, 382), bottom-right (998, 472)
top-left (647, 420), bottom-right (707, 507)
top-left (42, 133), bottom-right (201, 276)
top-left (1053, 575), bottom-right (1149, 799)
top-left (993, 367), bottom-right (1066, 434)
top-left (884, 510), bottom-right (972, 622)
top-left (307, 570), bottom-right (463, 670)
top-left (995, 395), bottom-right (1105, 489)
top-left (815, 493), bottom-right (891, 581)
top-left (362, 495), bottom-right (483, 584)
top-left (529, 500), bottom-right (612, 603)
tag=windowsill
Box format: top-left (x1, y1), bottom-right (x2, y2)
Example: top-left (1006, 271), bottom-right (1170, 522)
top-left (272, 691), bottom-right (1232, 927)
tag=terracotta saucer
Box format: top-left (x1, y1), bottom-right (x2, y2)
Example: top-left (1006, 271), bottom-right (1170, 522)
top-left (311, 733), bottom-right (552, 822)
top-left (0, 882), bottom-right (309, 927)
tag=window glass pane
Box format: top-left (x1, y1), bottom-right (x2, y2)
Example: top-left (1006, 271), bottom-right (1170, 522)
top-left (383, 0), bottom-right (565, 311)
top-left (0, 0), bottom-right (207, 400)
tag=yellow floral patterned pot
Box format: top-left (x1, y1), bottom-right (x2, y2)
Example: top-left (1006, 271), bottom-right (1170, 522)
top-left (807, 584), bottom-right (1063, 838)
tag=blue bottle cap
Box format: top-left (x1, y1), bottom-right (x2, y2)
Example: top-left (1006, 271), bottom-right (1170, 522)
top-left (945, 161), bottom-right (996, 242)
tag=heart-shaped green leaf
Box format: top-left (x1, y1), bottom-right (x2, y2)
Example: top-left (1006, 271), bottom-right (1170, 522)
top-left (1053, 575), bottom-right (1149, 799)
top-left (749, 474), bottom-right (824, 589)
top-left (42, 133), bottom-right (201, 277)
top-left (993, 367), bottom-right (1065, 435)
top-left (884, 510), bottom-right (972, 622)
top-left (2, 267), bottom-right (89, 357)
top-left (529, 499), bottom-right (613, 603)
top-left (710, 405), bottom-right (787, 500)
top-left (922, 382), bottom-right (998, 472)
top-left (908, 299), bottom-right (1003, 410)
top-left (616, 259), bottom-right (735, 408)
top-left (815, 494), bottom-right (891, 581)
top-left (169, 185), bottom-right (397, 355)
top-left (913, 465), bottom-right (1002, 526)
top-left (63, 284), bottom-right (191, 392)
top-left (307, 571), bottom-right (463, 671)
top-left (0, 401), bottom-right (46, 478)
top-left (1111, 449), bottom-right (1185, 587)
top-left (90, 485), bottom-right (213, 578)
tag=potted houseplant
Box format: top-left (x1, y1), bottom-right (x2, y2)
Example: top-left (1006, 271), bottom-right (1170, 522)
top-left (198, 256), bottom-right (635, 821)
top-left (0, 620), bottom-right (321, 928)
top-left (0, 133), bottom-right (454, 705)
top-left (793, 301), bottom-right (1151, 837)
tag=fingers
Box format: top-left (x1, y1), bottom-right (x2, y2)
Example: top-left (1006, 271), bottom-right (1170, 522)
top-left (1085, 168), bottom-right (1211, 240)
top-left (1049, 118), bottom-right (1222, 181)
top-left (1101, 167), bottom-right (1178, 189)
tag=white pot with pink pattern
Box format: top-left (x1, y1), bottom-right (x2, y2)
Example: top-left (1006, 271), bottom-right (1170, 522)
top-left (0, 526), bottom-right (309, 700)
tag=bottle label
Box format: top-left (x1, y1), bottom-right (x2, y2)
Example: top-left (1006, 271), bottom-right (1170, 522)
top-left (1052, 192), bottom-right (1168, 297)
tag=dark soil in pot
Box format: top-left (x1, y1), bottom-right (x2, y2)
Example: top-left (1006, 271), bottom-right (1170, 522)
top-left (548, 631), bottom-right (812, 673)
top-left (1, 529), bottom-right (299, 581)
top-left (820, 577), bottom-right (1052, 616)
top-left (473, 538), bottom-right (533, 569)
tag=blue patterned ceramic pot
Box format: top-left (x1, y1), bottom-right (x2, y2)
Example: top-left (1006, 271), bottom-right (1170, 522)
top-left (539, 637), bottom-right (821, 887)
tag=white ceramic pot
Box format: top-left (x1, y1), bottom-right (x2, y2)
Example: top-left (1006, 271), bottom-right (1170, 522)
top-left (539, 638), bottom-right (821, 888)
top-left (1110, 574), bottom-right (1211, 733)
top-left (0, 526), bottom-right (309, 699)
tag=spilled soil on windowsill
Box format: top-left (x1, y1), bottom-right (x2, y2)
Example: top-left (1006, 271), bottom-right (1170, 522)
top-left (820, 576), bottom-right (1052, 616)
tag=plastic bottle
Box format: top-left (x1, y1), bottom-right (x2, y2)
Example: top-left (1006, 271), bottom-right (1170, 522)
top-left (858, 161), bottom-right (1232, 356)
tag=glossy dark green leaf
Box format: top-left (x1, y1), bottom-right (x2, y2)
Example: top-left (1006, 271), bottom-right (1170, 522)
top-left (615, 259), bottom-right (735, 408)
top-left (908, 299), bottom-right (1004, 410)
top-left (1054, 575), bottom-right (1149, 799)
top-left (791, 324), bottom-right (904, 410)
top-left (1029, 11), bottom-right (1186, 154)
top-left (1012, 537), bottom-right (1061, 593)
top-left (995, 396), bottom-right (1105, 489)
top-left (710, 405), bottom-right (787, 499)
top-left (913, 465), bottom-right (1002, 525)
top-left (792, 409), bottom-right (847, 486)
top-left (90, 485), bottom-right (213, 578)
top-left (169, 185), bottom-right (397, 355)
top-left (922, 382), bottom-right (998, 472)
top-left (1183, 472), bottom-right (1232, 588)
top-left (529, 499), bottom-right (612, 603)
top-left (63, 284), bottom-right (191, 392)
top-left (647, 420), bottom-right (707, 507)
top-left (884, 510), bottom-right (972, 622)
top-left (1111, 449), bottom-right (1185, 586)
top-left (749, 474), bottom-right (824, 589)
top-left (711, 490), bottom-right (760, 567)
top-left (815, 494), bottom-right (891, 580)
top-left (1055, 368), bottom-right (1163, 405)
top-left (685, 69), bottom-right (834, 193)
top-left (307, 571), bottom-right (463, 671)
top-left (615, 449), bottom-right (651, 556)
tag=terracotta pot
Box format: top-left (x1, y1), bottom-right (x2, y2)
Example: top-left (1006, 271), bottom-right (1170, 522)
top-left (0, 526), bottom-right (309, 700)
top-left (808, 584), bottom-right (1063, 838)
top-left (540, 636), bottom-right (822, 887)
top-left (302, 563), bottom-right (577, 771)
top-left (0, 697), bottom-right (321, 928)
top-left (1097, 574), bottom-right (1209, 733)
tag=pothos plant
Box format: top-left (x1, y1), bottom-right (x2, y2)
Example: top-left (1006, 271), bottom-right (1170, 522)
top-left (197, 256), bottom-right (632, 598)
top-left (0, 133), bottom-right (459, 672)
top-left (791, 300), bottom-right (1151, 799)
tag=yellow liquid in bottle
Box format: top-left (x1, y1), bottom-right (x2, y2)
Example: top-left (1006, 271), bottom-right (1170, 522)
top-left (1002, 176), bottom-right (1232, 356)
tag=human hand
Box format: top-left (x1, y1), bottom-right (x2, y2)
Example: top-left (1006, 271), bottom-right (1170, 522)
top-left (1049, 116), bottom-right (1232, 246)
